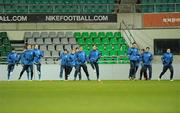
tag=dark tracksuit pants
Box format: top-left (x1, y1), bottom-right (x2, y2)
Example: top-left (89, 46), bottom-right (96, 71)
top-left (90, 62), bottom-right (99, 79)
top-left (129, 60), bottom-right (138, 79)
top-left (144, 65), bottom-right (152, 80)
top-left (35, 63), bottom-right (41, 80)
top-left (80, 64), bottom-right (90, 80)
top-left (139, 66), bottom-right (147, 80)
top-left (159, 65), bottom-right (174, 80)
top-left (19, 65), bottom-right (33, 80)
top-left (64, 65), bottom-right (72, 80)
top-left (59, 65), bottom-right (65, 78)
top-left (7, 64), bottom-right (15, 80)
top-left (74, 65), bottom-right (82, 80)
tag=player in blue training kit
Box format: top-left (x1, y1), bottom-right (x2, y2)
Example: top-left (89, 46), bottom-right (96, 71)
top-left (33, 45), bottom-right (44, 80)
top-left (89, 45), bottom-right (101, 81)
top-left (76, 47), bottom-right (90, 80)
top-left (68, 48), bottom-right (77, 77)
top-left (7, 48), bottom-right (18, 80)
top-left (142, 47), bottom-right (153, 80)
top-left (18, 48), bottom-right (30, 80)
top-left (128, 42), bottom-right (140, 80)
top-left (18, 45), bottom-right (35, 80)
top-left (159, 49), bottom-right (174, 81)
top-left (59, 49), bottom-right (71, 80)
top-left (74, 47), bottom-right (82, 80)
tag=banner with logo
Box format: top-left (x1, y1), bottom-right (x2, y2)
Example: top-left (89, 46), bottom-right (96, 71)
top-left (0, 14), bottom-right (117, 23)
top-left (143, 13), bottom-right (180, 27)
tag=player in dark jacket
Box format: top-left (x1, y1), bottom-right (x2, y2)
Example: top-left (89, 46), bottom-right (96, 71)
top-left (18, 45), bottom-right (35, 80)
top-left (159, 48), bottom-right (174, 81)
top-left (7, 48), bottom-right (18, 80)
top-left (89, 45), bottom-right (101, 81)
top-left (128, 42), bottom-right (139, 80)
top-left (33, 45), bottom-right (44, 80)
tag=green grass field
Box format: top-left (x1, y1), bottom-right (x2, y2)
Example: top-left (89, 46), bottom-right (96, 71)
top-left (0, 80), bottom-right (179, 113)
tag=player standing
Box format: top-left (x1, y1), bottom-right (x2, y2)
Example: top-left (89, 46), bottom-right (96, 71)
top-left (18, 44), bottom-right (35, 80)
top-left (159, 48), bottom-right (174, 81)
top-left (142, 47), bottom-right (153, 80)
top-left (59, 49), bottom-right (70, 80)
top-left (128, 42), bottom-right (139, 80)
top-left (139, 49), bottom-right (147, 80)
top-left (89, 45), bottom-right (101, 81)
top-left (33, 44), bottom-right (44, 80)
top-left (7, 48), bottom-right (18, 80)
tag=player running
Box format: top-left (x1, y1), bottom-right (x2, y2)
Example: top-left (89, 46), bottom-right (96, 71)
top-left (68, 48), bottom-right (77, 77)
top-left (89, 45), bottom-right (101, 81)
top-left (159, 48), bottom-right (174, 81)
top-left (18, 44), bottom-right (35, 80)
top-left (128, 42), bottom-right (140, 80)
top-left (7, 48), bottom-right (18, 80)
top-left (76, 46), bottom-right (90, 80)
top-left (74, 47), bottom-right (82, 81)
top-left (142, 47), bottom-right (153, 80)
top-left (33, 44), bottom-right (44, 80)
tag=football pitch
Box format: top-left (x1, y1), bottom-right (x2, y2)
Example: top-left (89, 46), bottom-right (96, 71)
top-left (0, 80), bottom-right (179, 113)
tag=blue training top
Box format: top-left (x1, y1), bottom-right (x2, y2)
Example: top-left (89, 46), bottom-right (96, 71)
top-left (21, 49), bottom-right (35, 65)
top-left (128, 47), bottom-right (139, 61)
top-left (161, 52), bottom-right (173, 66)
top-left (89, 50), bottom-right (101, 63)
top-left (76, 51), bottom-right (87, 65)
top-left (142, 51), bottom-right (153, 65)
top-left (59, 53), bottom-right (69, 66)
top-left (68, 53), bottom-right (76, 67)
top-left (33, 49), bottom-right (44, 63)
top-left (7, 51), bottom-right (18, 65)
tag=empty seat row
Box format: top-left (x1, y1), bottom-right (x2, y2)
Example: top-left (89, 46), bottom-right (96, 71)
top-left (74, 32), bottom-right (122, 39)
top-left (141, 0), bottom-right (180, 4)
top-left (77, 37), bottom-right (126, 45)
top-left (141, 4), bottom-right (180, 12)
top-left (0, 0), bottom-right (116, 4)
top-left (25, 32), bottom-right (73, 39)
top-left (83, 44), bottom-right (128, 52)
top-left (27, 37), bottom-right (76, 45)
top-left (40, 44), bottom-right (77, 51)
top-left (0, 4), bottom-right (117, 14)
top-left (44, 50), bottom-right (60, 58)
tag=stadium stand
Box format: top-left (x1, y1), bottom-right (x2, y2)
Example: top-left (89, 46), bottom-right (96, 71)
top-left (24, 31), bottom-right (129, 64)
top-left (140, 0), bottom-right (180, 13)
top-left (0, 0), bottom-right (117, 14)
top-left (0, 32), bottom-right (12, 63)
top-left (74, 31), bottom-right (129, 64)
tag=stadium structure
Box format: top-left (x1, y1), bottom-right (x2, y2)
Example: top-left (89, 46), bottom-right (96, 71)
top-left (0, 0), bottom-right (180, 80)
